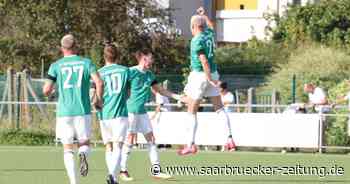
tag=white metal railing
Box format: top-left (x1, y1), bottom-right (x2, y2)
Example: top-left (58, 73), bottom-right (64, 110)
top-left (0, 101), bottom-right (349, 113)
top-left (1, 101), bottom-right (350, 152)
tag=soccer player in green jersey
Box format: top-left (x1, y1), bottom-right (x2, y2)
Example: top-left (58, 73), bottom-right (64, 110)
top-left (177, 7), bottom-right (236, 156)
top-left (95, 44), bottom-right (130, 184)
top-left (43, 34), bottom-right (104, 184)
top-left (119, 48), bottom-right (180, 181)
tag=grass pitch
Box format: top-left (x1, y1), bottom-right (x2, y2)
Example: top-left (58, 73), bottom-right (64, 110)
top-left (0, 146), bottom-right (349, 184)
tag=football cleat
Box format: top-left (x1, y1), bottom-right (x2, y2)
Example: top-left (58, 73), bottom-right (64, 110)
top-left (106, 174), bottom-right (118, 184)
top-left (79, 152), bottom-right (89, 177)
top-left (119, 170), bottom-right (134, 181)
top-left (152, 172), bottom-right (172, 180)
top-left (225, 138), bottom-right (236, 151)
top-left (177, 145), bottom-right (198, 156)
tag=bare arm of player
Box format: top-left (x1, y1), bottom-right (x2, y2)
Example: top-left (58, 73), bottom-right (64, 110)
top-left (205, 15), bottom-right (214, 30)
top-left (199, 53), bottom-right (218, 87)
top-left (197, 7), bottom-right (214, 29)
top-left (91, 72), bottom-right (104, 110)
top-left (150, 88), bottom-right (160, 120)
top-left (151, 84), bottom-right (182, 101)
top-left (89, 86), bottom-right (98, 108)
top-left (43, 80), bottom-right (55, 96)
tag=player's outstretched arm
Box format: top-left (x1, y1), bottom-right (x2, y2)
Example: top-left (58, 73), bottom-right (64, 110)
top-left (152, 84), bottom-right (182, 101)
top-left (91, 73), bottom-right (104, 109)
top-left (197, 6), bottom-right (214, 29)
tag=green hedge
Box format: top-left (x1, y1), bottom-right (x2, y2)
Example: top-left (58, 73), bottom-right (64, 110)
top-left (326, 80), bottom-right (350, 146)
top-left (0, 129), bottom-right (55, 145)
top-left (215, 40), bottom-right (290, 75)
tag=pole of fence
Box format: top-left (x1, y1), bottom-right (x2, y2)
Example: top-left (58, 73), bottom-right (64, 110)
top-left (0, 79), bottom-right (9, 120)
top-left (15, 72), bottom-right (21, 129)
top-left (272, 89), bottom-right (277, 113)
top-left (276, 91), bottom-right (281, 113)
top-left (7, 68), bottom-right (14, 127)
top-left (235, 90), bottom-right (240, 112)
top-left (22, 70), bottom-right (31, 126)
top-left (292, 74), bottom-right (296, 103)
top-left (318, 110), bottom-right (324, 154)
top-left (247, 88), bottom-right (255, 113)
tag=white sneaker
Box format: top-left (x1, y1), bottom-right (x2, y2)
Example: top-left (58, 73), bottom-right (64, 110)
top-left (119, 171), bottom-right (134, 181)
top-left (152, 172), bottom-right (172, 180)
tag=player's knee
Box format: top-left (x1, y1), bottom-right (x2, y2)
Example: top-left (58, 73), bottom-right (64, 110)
top-left (188, 104), bottom-right (199, 114)
top-left (144, 132), bottom-right (154, 143)
top-left (63, 144), bottom-right (74, 151)
top-left (126, 133), bottom-right (136, 144)
top-left (105, 143), bottom-right (113, 152)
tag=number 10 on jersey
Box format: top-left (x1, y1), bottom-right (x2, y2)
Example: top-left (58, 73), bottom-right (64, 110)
top-left (106, 73), bottom-right (122, 95)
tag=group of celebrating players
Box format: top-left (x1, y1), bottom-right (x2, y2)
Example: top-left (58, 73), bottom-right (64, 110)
top-left (42, 7), bottom-right (236, 184)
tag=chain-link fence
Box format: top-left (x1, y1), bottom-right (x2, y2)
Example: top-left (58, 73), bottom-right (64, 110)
top-left (9, 69), bottom-right (350, 152)
top-left (0, 70), bottom-right (278, 129)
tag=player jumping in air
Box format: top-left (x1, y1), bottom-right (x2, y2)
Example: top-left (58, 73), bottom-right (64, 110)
top-left (177, 7), bottom-right (236, 156)
top-left (95, 44), bottom-right (130, 184)
top-left (43, 34), bottom-right (104, 184)
top-left (119, 48), bottom-right (180, 181)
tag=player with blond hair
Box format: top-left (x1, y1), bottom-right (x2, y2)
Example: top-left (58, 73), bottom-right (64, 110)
top-left (177, 7), bottom-right (236, 156)
top-left (43, 34), bottom-right (104, 184)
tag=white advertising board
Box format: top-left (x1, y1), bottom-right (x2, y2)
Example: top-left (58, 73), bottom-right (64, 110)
top-left (138, 112), bottom-right (320, 148)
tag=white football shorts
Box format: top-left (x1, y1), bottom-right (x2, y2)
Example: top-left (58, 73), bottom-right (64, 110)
top-left (56, 115), bottom-right (92, 144)
top-left (100, 117), bottom-right (128, 144)
top-left (184, 71), bottom-right (220, 100)
top-left (128, 113), bottom-right (153, 134)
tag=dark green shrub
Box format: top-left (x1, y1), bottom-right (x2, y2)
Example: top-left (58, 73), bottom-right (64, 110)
top-left (215, 39), bottom-right (290, 75)
top-left (0, 129), bottom-right (55, 145)
top-left (326, 80), bottom-right (350, 146)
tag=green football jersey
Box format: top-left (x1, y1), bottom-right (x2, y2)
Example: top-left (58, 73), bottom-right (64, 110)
top-left (48, 55), bottom-right (97, 117)
top-left (97, 64), bottom-right (129, 120)
top-left (190, 28), bottom-right (217, 73)
top-left (127, 66), bottom-right (156, 114)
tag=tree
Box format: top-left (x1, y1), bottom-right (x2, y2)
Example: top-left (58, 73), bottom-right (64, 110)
top-left (0, 0), bottom-right (188, 76)
top-left (0, 0), bottom-right (65, 74)
top-left (272, 0), bottom-right (350, 48)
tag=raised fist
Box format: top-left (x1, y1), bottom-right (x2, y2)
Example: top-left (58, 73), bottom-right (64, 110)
top-left (197, 7), bottom-right (205, 15)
